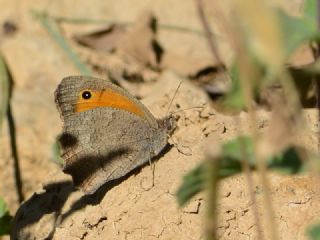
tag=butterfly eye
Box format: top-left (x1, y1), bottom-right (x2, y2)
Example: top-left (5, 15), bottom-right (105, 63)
top-left (82, 91), bottom-right (92, 100)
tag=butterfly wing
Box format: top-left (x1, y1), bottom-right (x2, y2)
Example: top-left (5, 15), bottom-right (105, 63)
top-left (55, 76), bottom-right (169, 194)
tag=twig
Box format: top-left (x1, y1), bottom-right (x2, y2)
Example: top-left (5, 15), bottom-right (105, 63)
top-left (243, 166), bottom-right (264, 239)
top-left (237, 48), bottom-right (278, 240)
top-left (195, 0), bottom-right (225, 71)
top-left (237, 127), bottom-right (265, 240)
top-left (194, 3), bottom-right (223, 239)
top-left (195, 1), bottom-right (264, 239)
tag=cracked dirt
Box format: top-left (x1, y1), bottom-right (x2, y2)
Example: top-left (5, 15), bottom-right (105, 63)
top-left (1, 0), bottom-right (320, 239)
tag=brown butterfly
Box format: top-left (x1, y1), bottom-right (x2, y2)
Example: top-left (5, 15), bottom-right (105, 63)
top-left (55, 76), bottom-right (175, 194)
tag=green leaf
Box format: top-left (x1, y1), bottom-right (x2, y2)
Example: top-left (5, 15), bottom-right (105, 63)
top-left (221, 137), bottom-right (305, 175)
top-left (222, 1), bottom-right (320, 112)
top-left (176, 136), bottom-right (307, 207)
top-left (279, 12), bottom-right (315, 56)
top-left (0, 198), bottom-right (11, 236)
top-left (218, 137), bottom-right (254, 178)
top-left (222, 64), bottom-right (246, 110)
top-left (222, 136), bottom-right (254, 162)
top-left (176, 137), bottom-right (253, 206)
top-left (277, 0), bottom-right (320, 56)
top-left (0, 198), bottom-right (8, 218)
top-left (176, 163), bottom-right (206, 206)
top-left (51, 139), bottom-right (63, 166)
top-left (268, 147), bottom-right (304, 174)
top-left (222, 58), bottom-right (265, 111)
top-left (307, 223), bottom-right (320, 240)
top-left (277, 10), bottom-right (313, 56)
top-left (303, 0), bottom-right (317, 31)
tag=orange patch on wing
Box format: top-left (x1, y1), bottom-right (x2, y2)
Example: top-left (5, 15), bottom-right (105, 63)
top-left (75, 89), bottom-right (145, 118)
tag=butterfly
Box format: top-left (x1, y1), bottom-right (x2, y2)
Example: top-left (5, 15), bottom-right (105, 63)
top-left (55, 76), bottom-right (175, 194)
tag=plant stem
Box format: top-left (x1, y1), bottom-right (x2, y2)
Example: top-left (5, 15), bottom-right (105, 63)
top-left (205, 158), bottom-right (218, 240)
top-left (237, 51), bottom-right (278, 240)
top-left (238, 131), bottom-right (264, 240)
top-left (194, 1), bottom-right (224, 239)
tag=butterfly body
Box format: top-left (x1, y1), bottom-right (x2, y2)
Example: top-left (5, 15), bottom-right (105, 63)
top-left (55, 76), bottom-right (174, 194)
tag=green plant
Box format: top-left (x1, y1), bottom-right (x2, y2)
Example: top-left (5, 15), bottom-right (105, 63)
top-left (0, 198), bottom-right (12, 236)
top-left (177, 0), bottom-right (320, 239)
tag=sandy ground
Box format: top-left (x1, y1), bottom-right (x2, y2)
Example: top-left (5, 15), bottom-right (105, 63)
top-left (1, 0), bottom-right (320, 239)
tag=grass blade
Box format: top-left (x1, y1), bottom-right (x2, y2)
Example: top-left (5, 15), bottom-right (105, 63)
top-left (31, 11), bottom-right (92, 76)
top-left (0, 53), bottom-right (10, 133)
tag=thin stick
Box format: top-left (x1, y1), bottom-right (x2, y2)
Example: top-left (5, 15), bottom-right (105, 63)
top-left (205, 157), bottom-right (219, 240)
top-left (195, 1), bottom-right (265, 239)
top-left (195, 2), bottom-right (222, 239)
top-left (242, 160), bottom-right (264, 239)
top-left (237, 118), bottom-right (265, 240)
top-left (195, 0), bottom-right (225, 71)
top-left (316, 0), bottom-right (320, 153)
top-left (238, 52), bottom-right (278, 240)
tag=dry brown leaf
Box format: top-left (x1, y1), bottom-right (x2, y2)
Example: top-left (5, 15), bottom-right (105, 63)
top-left (73, 11), bottom-right (163, 70)
top-left (161, 52), bottom-right (230, 100)
top-left (161, 52), bottom-right (217, 77)
top-left (73, 24), bottom-right (126, 52)
top-left (118, 11), bottom-right (163, 68)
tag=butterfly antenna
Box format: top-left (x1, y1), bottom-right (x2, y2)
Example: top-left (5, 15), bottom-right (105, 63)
top-left (170, 106), bottom-right (204, 115)
top-left (166, 81), bottom-right (183, 116)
